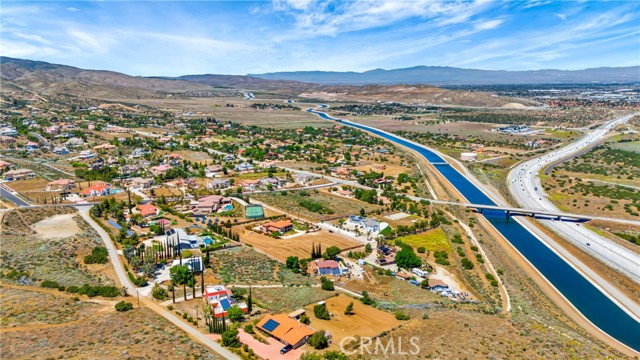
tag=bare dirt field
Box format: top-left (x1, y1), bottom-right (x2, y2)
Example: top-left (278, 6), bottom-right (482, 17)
top-left (32, 213), bottom-right (80, 239)
top-left (1, 288), bottom-right (222, 360)
top-left (305, 294), bottom-right (403, 351)
top-left (237, 228), bottom-right (361, 262)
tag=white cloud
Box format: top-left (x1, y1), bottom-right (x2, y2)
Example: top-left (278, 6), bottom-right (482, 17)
top-left (67, 7), bottom-right (80, 12)
top-left (474, 19), bottom-right (503, 30)
top-left (555, 13), bottom-right (567, 21)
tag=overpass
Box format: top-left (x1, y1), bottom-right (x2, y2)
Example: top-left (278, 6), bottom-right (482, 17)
top-left (407, 197), bottom-right (640, 227)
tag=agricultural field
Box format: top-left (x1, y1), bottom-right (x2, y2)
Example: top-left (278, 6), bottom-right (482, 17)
top-left (252, 190), bottom-right (381, 222)
top-left (237, 228), bottom-right (361, 262)
top-left (0, 207), bottom-right (114, 287)
top-left (2, 288), bottom-right (222, 360)
top-left (252, 286), bottom-right (336, 313)
top-left (305, 294), bottom-right (403, 351)
top-left (395, 227), bottom-right (452, 253)
top-left (210, 247), bottom-right (313, 285)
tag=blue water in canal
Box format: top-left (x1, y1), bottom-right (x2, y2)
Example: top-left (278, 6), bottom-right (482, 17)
top-left (308, 109), bottom-right (640, 351)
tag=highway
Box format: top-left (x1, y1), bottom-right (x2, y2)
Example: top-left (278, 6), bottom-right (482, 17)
top-left (508, 113), bottom-right (640, 284)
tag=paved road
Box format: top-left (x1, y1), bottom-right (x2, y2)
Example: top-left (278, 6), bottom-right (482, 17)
top-left (75, 206), bottom-right (240, 360)
top-left (508, 113), bottom-right (640, 284)
top-left (0, 185), bottom-right (30, 207)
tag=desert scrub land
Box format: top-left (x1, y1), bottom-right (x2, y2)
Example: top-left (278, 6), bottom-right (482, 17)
top-left (211, 247), bottom-right (314, 285)
top-left (252, 189), bottom-right (381, 222)
top-left (252, 286), bottom-right (336, 313)
top-left (1, 288), bottom-right (221, 360)
top-left (1, 286), bottom-right (100, 328)
top-left (0, 207), bottom-right (113, 287)
top-left (543, 143), bottom-right (640, 219)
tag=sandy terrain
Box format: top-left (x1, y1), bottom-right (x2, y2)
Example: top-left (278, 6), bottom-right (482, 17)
top-left (32, 213), bottom-right (80, 239)
top-left (305, 294), bottom-right (403, 351)
top-left (237, 228), bottom-right (361, 262)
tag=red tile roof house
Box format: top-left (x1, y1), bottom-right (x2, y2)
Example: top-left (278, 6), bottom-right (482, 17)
top-left (45, 179), bottom-right (76, 192)
top-left (314, 260), bottom-right (342, 276)
top-left (256, 314), bottom-right (314, 350)
top-left (81, 183), bottom-right (112, 197)
top-left (137, 203), bottom-right (159, 217)
top-left (191, 195), bottom-right (232, 214)
top-left (259, 220), bottom-right (293, 234)
top-left (149, 164), bottom-right (171, 176)
top-left (203, 285), bottom-right (248, 318)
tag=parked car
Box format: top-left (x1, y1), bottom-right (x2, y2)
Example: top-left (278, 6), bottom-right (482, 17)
top-left (280, 345), bottom-right (293, 354)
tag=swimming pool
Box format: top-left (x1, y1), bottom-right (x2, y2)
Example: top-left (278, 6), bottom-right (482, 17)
top-left (219, 204), bottom-right (233, 212)
top-left (203, 236), bottom-right (214, 245)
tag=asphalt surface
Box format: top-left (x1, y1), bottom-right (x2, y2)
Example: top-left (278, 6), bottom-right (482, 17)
top-left (508, 113), bottom-right (640, 284)
top-left (0, 186), bottom-right (30, 207)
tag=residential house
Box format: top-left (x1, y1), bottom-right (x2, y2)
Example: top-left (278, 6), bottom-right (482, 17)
top-left (166, 153), bottom-right (183, 166)
top-left (0, 127), bottom-right (18, 136)
top-left (25, 141), bottom-right (39, 151)
top-left (296, 173), bottom-right (317, 185)
top-left (256, 314), bottom-right (314, 349)
top-left (235, 162), bottom-right (254, 173)
top-left (46, 179), bottom-right (76, 192)
top-left (205, 164), bottom-right (223, 178)
top-left (150, 164), bottom-right (171, 176)
top-left (130, 148), bottom-right (147, 158)
top-left (81, 183), bottom-right (112, 197)
top-left (331, 167), bottom-right (351, 177)
top-left (191, 195), bottom-right (232, 214)
top-left (0, 160), bottom-right (11, 171)
top-left (207, 178), bottom-right (230, 189)
top-left (78, 150), bottom-right (95, 159)
top-left (93, 143), bottom-right (116, 152)
top-left (240, 179), bottom-right (260, 191)
top-left (52, 146), bottom-right (70, 155)
top-left (65, 137), bottom-right (85, 148)
top-left (314, 260), bottom-right (341, 276)
top-left (137, 203), bottom-right (159, 217)
top-left (3, 168), bottom-right (36, 181)
top-left (428, 279), bottom-right (450, 292)
top-left (127, 177), bottom-right (155, 190)
top-left (348, 215), bottom-right (386, 233)
top-left (203, 285), bottom-right (248, 318)
top-left (259, 219), bottom-right (293, 234)
top-left (166, 228), bottom-right (204, 250)
top-left (258, 177), bottom-right (287, 189)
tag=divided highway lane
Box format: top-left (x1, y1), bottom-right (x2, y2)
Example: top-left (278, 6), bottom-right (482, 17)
top-left (508, 113), bottom-right (640, 284)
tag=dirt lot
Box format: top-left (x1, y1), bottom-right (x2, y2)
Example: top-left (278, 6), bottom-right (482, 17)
top-left (305, 294), bottom-right (403, 351)
top-left (1, 207), bottom-right (113, 287)
top-left (32, 213), bottom-right (80, 239)
top-left (252, 286), bottom-right (336, 313)
top-left (237, 228), bottom-right (361, 262)
top-left (252, 190), bottom-right (381, 222)
top-left (1, 288), bottom-right (222, 360)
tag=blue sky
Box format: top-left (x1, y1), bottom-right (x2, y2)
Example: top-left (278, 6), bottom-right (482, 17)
top-left (1, 1), bottom-right (638, 76)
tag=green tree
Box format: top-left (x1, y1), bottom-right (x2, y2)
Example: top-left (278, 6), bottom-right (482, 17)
top-left (313, 304), bottom-right (330, 320)
top-left (320, 276), bottom-right (334, 291)
top-left (323, 246), bottom-right (341, 260)
top-left (344, 302), bottom-right (354, 316)
top-left (307, 331), bottom-right (329, 349)
top-left (115, 301), bottom-right (133, 312)
top-left (395, 246), bottom-right (421, 269)
top-left (170, 264), bottom-right (194, 301)
top-left (227, 305), bottom-right (245, 322)
top-left (286, 256), bottom-right (300, 272)
top-left (222, 328), bottom-right (240, 348)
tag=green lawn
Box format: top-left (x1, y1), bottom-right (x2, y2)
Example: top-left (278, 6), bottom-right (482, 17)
top-left (397, 227), bottom-right (452, 253)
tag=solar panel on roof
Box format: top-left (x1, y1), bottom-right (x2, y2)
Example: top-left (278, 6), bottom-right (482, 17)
top-left (262, 319), bottom-right (279, 332)
top-left (220, 298), bottom-right (231, 311)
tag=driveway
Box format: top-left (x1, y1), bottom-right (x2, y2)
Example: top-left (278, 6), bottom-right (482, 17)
top-left (237, 329), bottom-right (304, 360)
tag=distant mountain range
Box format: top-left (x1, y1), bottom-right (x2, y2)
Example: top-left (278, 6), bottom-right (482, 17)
top-left (250, 66), bottom-right (640, 85)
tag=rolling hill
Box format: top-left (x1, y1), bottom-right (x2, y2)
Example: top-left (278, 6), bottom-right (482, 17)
top-left (250, 65), bottom-right (640, 85)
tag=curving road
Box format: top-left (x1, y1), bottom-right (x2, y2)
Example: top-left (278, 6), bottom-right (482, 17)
top-left (508, 113), bottom-right (640, 284)
top-left (75, 206), bottom-right (240, 360)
